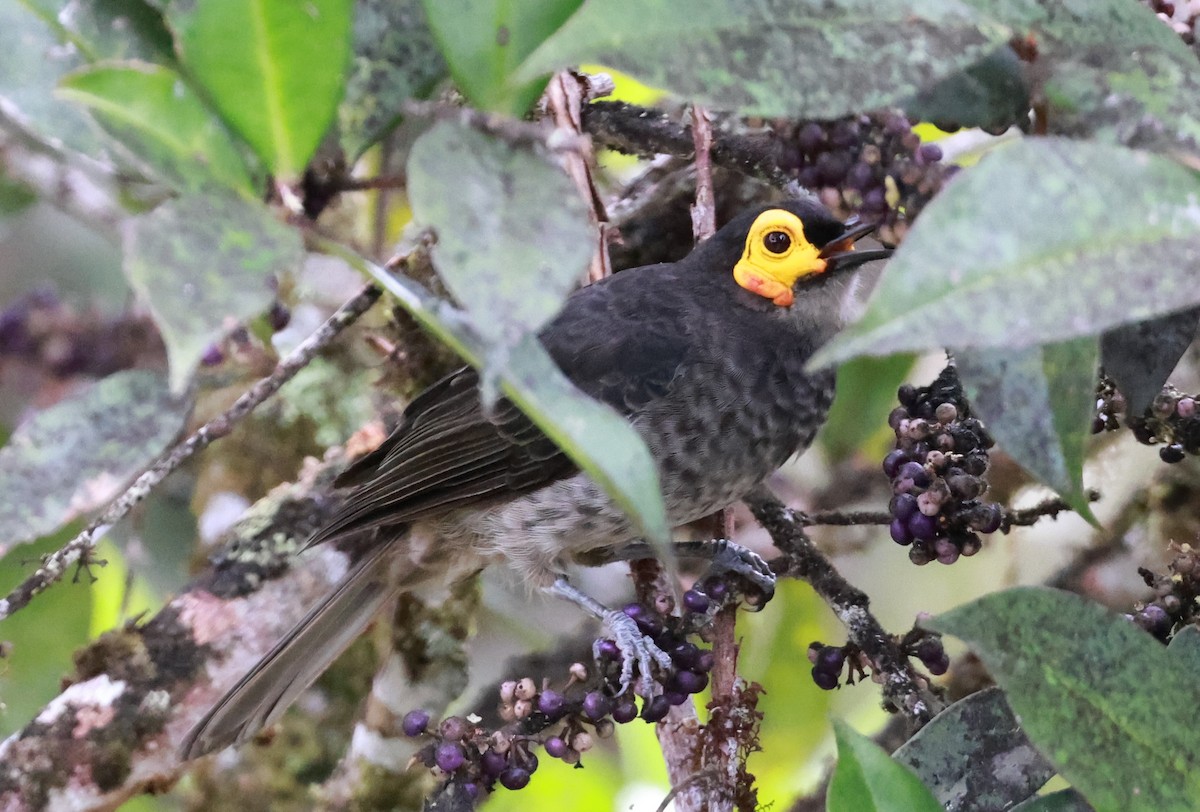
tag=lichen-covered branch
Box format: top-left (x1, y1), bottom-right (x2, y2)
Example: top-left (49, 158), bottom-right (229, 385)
top-left (745, 489), bottom-right (943, 727)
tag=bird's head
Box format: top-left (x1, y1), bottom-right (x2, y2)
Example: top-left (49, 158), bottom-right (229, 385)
top-left (722, 199), bottom-right (889, 304)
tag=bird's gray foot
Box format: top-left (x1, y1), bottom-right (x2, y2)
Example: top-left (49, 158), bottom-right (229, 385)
top-left (550, 577), bottom-right (670, 697)
top-left (697, 538), bottom-right (776, 609)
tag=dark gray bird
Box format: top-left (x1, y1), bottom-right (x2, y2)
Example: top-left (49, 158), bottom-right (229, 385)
top-left (181, 198), bottom-right (886, 758)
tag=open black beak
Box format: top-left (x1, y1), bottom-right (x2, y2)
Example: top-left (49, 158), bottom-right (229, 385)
top-left (819, 219), bottom-right (893, 272)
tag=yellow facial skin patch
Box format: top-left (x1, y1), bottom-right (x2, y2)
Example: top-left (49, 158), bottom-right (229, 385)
top-left (733, 209), bottom-right (828, 307)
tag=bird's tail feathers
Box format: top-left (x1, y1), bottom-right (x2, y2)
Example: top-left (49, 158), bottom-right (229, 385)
top-left (180, 543), bottom-right (398, 759)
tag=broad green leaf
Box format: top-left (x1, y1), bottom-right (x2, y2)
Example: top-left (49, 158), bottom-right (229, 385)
top-left (1011, 790), bottom-right (1093, 812)
top-left (1, 2), bottom-right (108, 157)
top-left (0, 371), bottom-right (187, 547)
top-left (904, 44), bottom-right (1029, 132)
top-left (407, 120), bottom-right (593, 349)
top-left (928, 587), bottom-right (1200, 812)
top-left (30, 0), bottom-right (176, 65)
top-left (339, 0), bottom-right (446, 160)
top-left (1100, 308), bottom-right (1200, 414)
top-left (1167, 625), bottom-right (1200, 672)
top-left (324, 242), bottom-right (670, 548)
top-left (894, 687), bottom-right (1056, 811)
top-left (518, 0), bottom-right (1011, 119)
top-left (168, 0), bottom-right (353, 177)
top-left (955, 339), bottom-right (1097, 520)
top-left (819, 353), bottom-right (916, 461)
top-left (827, 720), bottom-right (942, 812)
top-left (421, 0), bottom-right (581, 116)
top-left (812, 139), bottom-right (1200, 368)
top-left (57, 62), bottom-right (255, 195)
top-left (122, 193), bottom-right (303, 391)
top-left (0, 527), bottom-right (94, 738)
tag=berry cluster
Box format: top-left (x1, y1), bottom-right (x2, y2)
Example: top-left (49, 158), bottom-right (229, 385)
top-left (884, 365), bottom-right (1004, 565)
top-left (807, 630), bottom-right (949, 692)
top-left (0, 287), bottom-right (163, 377)
top-left (774, 112), bottom-right (957, 245)
top-left (1143, 0), bottom-right (1199, 44)
top-left (403, 587), bottom-right (724, 798)
top-left (1127, 541), bottom-right (1200, 642)
top-left (1094, 379), bottom-right (1200, 464)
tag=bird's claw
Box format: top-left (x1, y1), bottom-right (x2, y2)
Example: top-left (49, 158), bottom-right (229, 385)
top-left (703, 538), bottom-right (776, 609)
top-left (599, 610), bottom-right (672, 698)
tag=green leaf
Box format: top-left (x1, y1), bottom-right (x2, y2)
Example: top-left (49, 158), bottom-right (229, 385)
top-left (827, 719), bottom-right (943, 812)
top-left (421, 0), bottom-right (581, 116)
top-left (812, 139), bottom-right (1200, 367)
top-left (819, 353), bottom-right (916, 461)
top-left (518, 0), bottom-right (1012, 119)
top-left (955, 338), bottom-right (1098, 520)
top-left (1100, 308), bottom-right (1200, 414)
top-left (407, 119), bottom-right (593, 349)
top-left (167, 0), bottom-right (353, 177)
top-left (0, 371), bottom-right (188, 547)
top-left (0, 2), bottom-right (108, 157)
top-left (904, 44), bottom-right (1030, 132)
top-left (927, 587), bottom-right (1200, 812)
top-left (323, 241), bottom-right (670, 549)
top-left (44, 0), bottom-right (176, 64)
top-left (57, 61), bottom-right (255, 195)
top-left (0, 527), bottom-right (95, 738)
top-left (338, 0), bottom-right (446, 160)
top-left (122, 193), bottom-right (303, 391)
top-left (1011, 790), bottom-right (1094, 812)
top-left (894, 687), bottom-right (1056, 811)
top-left (1167, 625), bottom-right (1200, 672)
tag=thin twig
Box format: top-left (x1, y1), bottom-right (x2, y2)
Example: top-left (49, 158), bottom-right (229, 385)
top-left (801, 510), bottom-right (892, 527)
top-left (744, 489), bottom-right (942, 728)
top-left (338, 171), bottom-right (407, 193)
top-left (689, 105), bottom-right (717, 242)
top-left (0, 285), bottom-right (383, 621)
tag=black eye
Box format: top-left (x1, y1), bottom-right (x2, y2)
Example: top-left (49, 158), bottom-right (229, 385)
top-left (763, 230), bottom-right (791, 254)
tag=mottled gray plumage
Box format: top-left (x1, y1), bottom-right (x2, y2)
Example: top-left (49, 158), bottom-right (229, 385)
top-left (181, 199), bottom-right (870, 758)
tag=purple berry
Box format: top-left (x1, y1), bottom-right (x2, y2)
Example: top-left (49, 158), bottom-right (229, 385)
top-left (596, 639), bottom-right (620, 660)
top-left (882, 449), bottom-right (907, 478)
top-left (683, 589), bottom-right (710, 614)
top-left (499, 767), bottom-right (531, 790)
top-left (582, 691), bottom-right (611, 721)
top-left (675, 670), bottom-right (709, 695)
top-left (612, 698), bottom-right (638, 724)
top-left (664, 691), bottom-right (689, 706)
top-left (971, 503), bottom-right (1003, 534)
top-left (897, 461), bottom-right (930, 488)
top-left (704, 579), bottom-right (729, 601)
top-left (268, 301), bottom-right (291, 331)
top-left (200, 344), bottom-right (224, 366)
top-left (544, 736), bottom-right (569, 759)
top-left (401, 709), bottom-right (430, 737)
top-left (481, 749), bottom-right (507, 778)
top-left (816, 646), bottom-right (846, 673)
top-left (811, 667), bottom-right (839, 690)
top-left (537, 690), bottom-right (565, 718)
top-left (934, 538), bottom-right (960, 565)
top-left (461, 782), bottom-right (480, 800)
top-left (670, 642), bottom-right (700, 669)
top-left (797, 122), bottom-right (826, 154)
top-left (907, 512), bottom-right (938, 542)
top-left (889, 518), bottom-right (913, 546)
top-left (695, 651), bottom-right (716, 673)
top-left (890, 492), bottom-right (918, 522)
top-left (641, 695), bottom-right (670, 722)
top-left (436, 742), bottom-right (465, 772)
top-left (1161, 444), bottom-right (1186, 464)
top-left (909, 543), bottom-right (935, 566)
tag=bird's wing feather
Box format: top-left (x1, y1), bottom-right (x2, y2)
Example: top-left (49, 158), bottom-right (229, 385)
top-left (308, 268), bottom-right (694, 547)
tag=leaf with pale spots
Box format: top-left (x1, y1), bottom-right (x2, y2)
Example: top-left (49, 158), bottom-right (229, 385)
top-left (122, 193), bottom-right (303, 391)
top-left (813, 139), bottom-right (1200, 367)
top-left (928, 587), bottom-right (1200, 812)
top-left (0, 371), bottom-right (188, 548)
top-left (955, 338), bottom-right (1098, 522)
